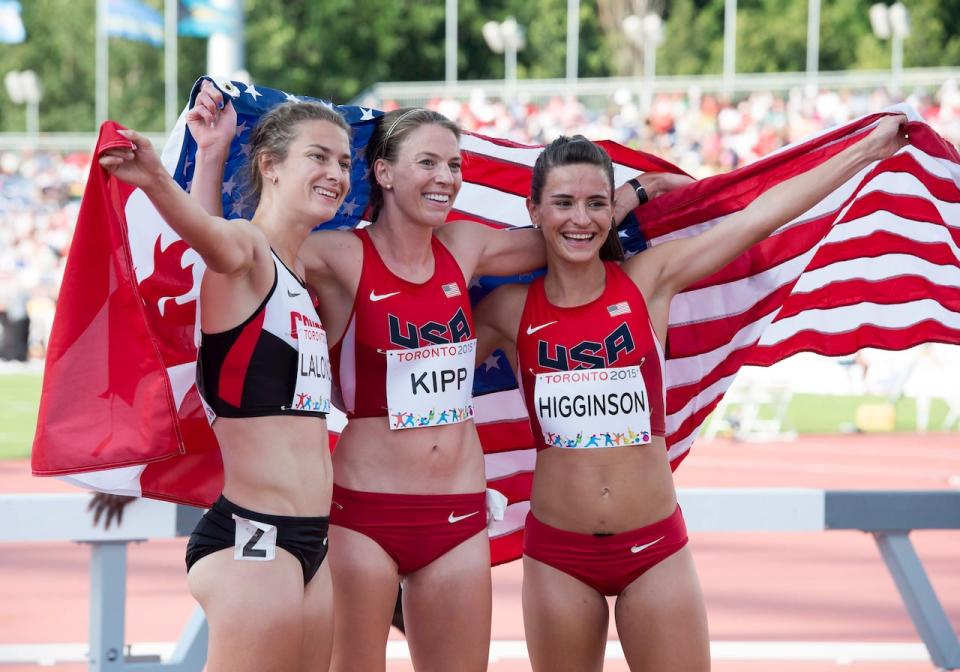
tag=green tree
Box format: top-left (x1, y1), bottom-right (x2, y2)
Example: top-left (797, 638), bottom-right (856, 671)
top-left (659, 0), bottom-right (725, 75)
top-left (0, 0), bottom-right (206, 133)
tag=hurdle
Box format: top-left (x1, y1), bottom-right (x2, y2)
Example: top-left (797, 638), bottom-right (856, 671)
top-left (2, 489), bottom-right (958, 670)
top-left (4, 493), bottom-right (206, 671)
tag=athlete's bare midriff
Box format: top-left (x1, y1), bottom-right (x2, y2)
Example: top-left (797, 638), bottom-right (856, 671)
top-left (332, 416), bottom-right (486, 494)
top-left (530, 435), bottom-right (676, 535)
top-left (214, 415), bottom-right (332, 517)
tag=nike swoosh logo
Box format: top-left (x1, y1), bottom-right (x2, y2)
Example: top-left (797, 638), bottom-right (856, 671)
top-left (369, 290), bottom-right (401, 302)
top-left (630, 535), bottom-right (665, 554)
top-left (287, 289), bottom-right (302, 298)
top-left (448, 511), bottom-right (479, 524)
top-left (526, 321), bottom-right (558, 335)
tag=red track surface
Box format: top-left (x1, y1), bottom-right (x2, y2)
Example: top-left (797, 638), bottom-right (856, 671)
top-left (3, 433), bottom-right (958, 671)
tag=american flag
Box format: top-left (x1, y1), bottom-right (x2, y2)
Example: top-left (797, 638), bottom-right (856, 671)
top-left (606, 301), bottom-right (631, 317)
top-left (442, 282), bottom-right (462, 298)
top-left (32, 79), bottom-right (960, 566)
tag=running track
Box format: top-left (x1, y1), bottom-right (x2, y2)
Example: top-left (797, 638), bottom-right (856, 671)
top-left (3, 434), bottom-right (958, 671)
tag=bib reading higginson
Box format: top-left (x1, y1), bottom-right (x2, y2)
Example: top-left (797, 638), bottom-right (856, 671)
top-left (386, 339), bottom-right (477, 430)
top-left (291, 324), bottom-right (332, 414)
top-left (533, 365), bottom-right (651, 449)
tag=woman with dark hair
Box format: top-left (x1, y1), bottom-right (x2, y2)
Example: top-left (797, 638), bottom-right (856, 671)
top-left (99, 98), bottom-right (352, 671)
top-left (475, 119), bottom-right (906, 671)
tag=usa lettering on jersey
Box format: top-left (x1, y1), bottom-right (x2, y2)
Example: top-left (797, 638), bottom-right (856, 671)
top-left (537, 323), bottom-right (635, 371)
top-left (388, 307), bottom-right (472, 348)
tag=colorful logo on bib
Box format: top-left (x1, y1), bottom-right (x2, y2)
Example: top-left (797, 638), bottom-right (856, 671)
top-left (293, 392), bottom-right (331, 413)
top-left (389, 403), bottom-right (475, 430)
top-left (544, 427), bottom-right (650, 448)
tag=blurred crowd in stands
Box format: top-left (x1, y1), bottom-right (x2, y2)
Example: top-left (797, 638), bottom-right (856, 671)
top-left (412, 82), bottom-right (960, 175)
top-left (3, 83), bottom-right (960, 360)
top-left (0, 148), bottom-right (85, 361)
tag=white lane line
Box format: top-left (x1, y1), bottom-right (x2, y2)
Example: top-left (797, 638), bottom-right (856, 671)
top-left (0, 640), bottom-right (931, 664)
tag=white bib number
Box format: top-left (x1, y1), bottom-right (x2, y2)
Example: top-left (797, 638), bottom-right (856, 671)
top-left (233, 514), bottom-right (277, 562)
top-left (291, 324), bottom-right (332, 414)
top-left (533, 365), bottom-right (651, 449)
top-left (386, 339), bottom-right (477, 430)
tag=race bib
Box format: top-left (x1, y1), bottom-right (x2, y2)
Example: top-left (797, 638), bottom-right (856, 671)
top-left (533, 365), bottom-right (651, 449)
top-left (233, 514), bottom-right (277, 562)
top-left (291, 323), bottom-right (332, 414)
top-left (386, 339), bottom-right (477, 430)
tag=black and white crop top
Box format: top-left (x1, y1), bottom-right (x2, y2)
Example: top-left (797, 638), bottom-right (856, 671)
top-left (197, 251), bottom-right (332, 419)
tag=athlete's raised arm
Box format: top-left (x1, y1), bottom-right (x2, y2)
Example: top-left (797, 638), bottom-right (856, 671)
top-left (611, 171), bottom-right (695, 227)
top-left (625, 114), bottom-right (908, 306)
top-left (188, 80), bottom-right (238, 219)
top-left (100, 128), bottom-right (264, 276)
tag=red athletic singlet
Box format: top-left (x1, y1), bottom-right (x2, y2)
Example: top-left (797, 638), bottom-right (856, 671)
top-left (329, 228), bottom-right (476, 425)
top-left (515, 262), bottom-right (666, 451)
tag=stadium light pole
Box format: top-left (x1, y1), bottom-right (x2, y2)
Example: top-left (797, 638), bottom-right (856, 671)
top-left (806, 0), bottom-right (821, 96)
top-left (164, 0), bottom-right (177, 133)
top-left (4, 70), bottom-right (41, 135)
top-left (723, 0), bottom-right (736, 94)
top-left (623, 14), bottom-right (664, 114)
top-left (566, 0), bottom-right (579, 100)
top-left (445, 0), bottom-right (457, 85)
top-left (869, 2), bottom-right (910, 97)
top-left (95, 0), bottom-right (108, 128)
top-left (207, 0), bottom-right (245, 80)
top-left (482, 17), bottom-right (525, 103)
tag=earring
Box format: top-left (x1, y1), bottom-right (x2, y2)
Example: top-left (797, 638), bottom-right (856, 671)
top-left (272, 175), bottom-right (278, 185)
top-left (383, 184), bottom-right (392, 190)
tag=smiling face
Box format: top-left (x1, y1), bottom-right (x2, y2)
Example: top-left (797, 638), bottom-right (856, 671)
top-left (528, 163), bottom-right (614, 265)
top-left (376, 123), bottom-right (462, 229)
top-left (265, 119), bottom-right (351, 225)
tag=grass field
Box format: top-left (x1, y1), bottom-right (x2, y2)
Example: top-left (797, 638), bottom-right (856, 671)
top-left (0, 373), bottom-right (42, 460)
top-left (4, 371), bottom-right (956, 462)
top-left (727, 392), bottom-right (954, 435)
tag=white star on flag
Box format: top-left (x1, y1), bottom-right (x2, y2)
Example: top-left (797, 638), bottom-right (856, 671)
top-left (482, 353), bottom-right (501, 371)
top-left (284, 92), bottom-right (301, 103)
top-left (221, 176), bottom-right (237, 195)
top-left (360, 108), bottom-right (375, 121)
top-left (340, 200), bottom-right (360, 217)
top-left (234, 120), bottom-right (249, 137)
top-left (243, 83), bottom-right (263, 101)
top-left (230, 196), bottom-right (248, 217)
